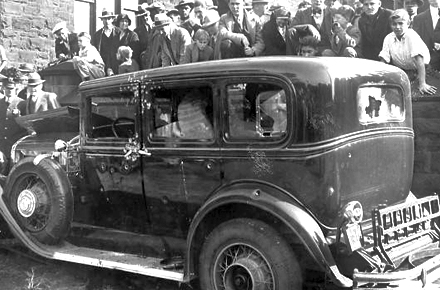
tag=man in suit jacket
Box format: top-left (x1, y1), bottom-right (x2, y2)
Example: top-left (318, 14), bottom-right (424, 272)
top-left (413, 0), bottom-right (440, 70)
top-left (357, 0), bottom-right (392, 61)
top-left (290, 0), bottom-right (333, 52)
top-left (218, 0), bottom-right (265, 59)
top-left (52, 22), bottom-right (79, 60)
top-left (93, 9), bottom-right (120, 76)
top-left (155, 13), bottom-right (192, 67)
top-left (20, 72), bottom-right (60, 116)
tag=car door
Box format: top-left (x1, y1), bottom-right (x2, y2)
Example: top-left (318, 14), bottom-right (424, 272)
top-left (140, 80), bottom-right (223, 237)
top-left (80, 83), bottom-right (148, 233)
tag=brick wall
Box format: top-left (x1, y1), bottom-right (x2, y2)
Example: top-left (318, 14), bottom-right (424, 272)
top-left (0, 0), bottom-right (74, 70)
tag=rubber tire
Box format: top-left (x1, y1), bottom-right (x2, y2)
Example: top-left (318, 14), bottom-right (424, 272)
top-left (5, 157), bottom-right (73, 245)
top-left (199, 218), bottom-right (303, 290)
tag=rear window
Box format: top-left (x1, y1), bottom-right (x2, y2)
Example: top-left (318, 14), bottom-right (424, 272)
top-left (357, 86), bottom-right (404, 124)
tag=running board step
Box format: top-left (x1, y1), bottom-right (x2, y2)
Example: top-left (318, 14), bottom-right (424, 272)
top-left (52, 242), bottom-right (184, 281)
top-left (0, 187), bottom-right (184, 282)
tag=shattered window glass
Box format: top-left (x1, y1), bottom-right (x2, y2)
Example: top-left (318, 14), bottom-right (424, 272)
top-left (357, 86), bottom-right (404, 124)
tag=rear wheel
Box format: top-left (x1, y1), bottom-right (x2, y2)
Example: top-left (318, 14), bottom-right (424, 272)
top-left (5, 157), bottom-right (73, 245)
top-left (199, 218), bottom-right (302, 290)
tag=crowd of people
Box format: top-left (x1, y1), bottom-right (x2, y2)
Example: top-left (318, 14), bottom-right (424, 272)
top-left (0, 0), bottom-right (440, 168)
top-left (43, 0), bottom-right (440, 95)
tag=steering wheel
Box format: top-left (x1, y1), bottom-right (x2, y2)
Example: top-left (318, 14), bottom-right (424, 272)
top-left (111, 117), bottom-right (135, 138)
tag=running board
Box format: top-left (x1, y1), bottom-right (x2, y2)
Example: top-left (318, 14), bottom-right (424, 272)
top-left (0, 187), bottom-right (184, 282)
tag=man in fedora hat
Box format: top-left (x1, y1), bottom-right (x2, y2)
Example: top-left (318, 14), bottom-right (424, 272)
top-left (155, 13), bottom-right (192, 66)
top-left (93, 8), bottom-right (120, 76)
top-left (252, 0), bottom-right (271, 24)
top-left (176, 0), bottom-right (197, 34)
top-left (202, 10), bottom-right (222, 59)
top-left (52, 21), bottom-right (79, 61)
top-left (0, 76), bottom-right (27, 174)
top-left (22, 72), bottom-right (60, 115)
top-left (135, 3), bottom-right (156, 70)
top-left (218, 0), bottom-right (265, 59)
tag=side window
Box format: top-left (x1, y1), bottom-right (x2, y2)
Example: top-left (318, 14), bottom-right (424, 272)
top-left (149, 85), bottom-right (214, 141)
top-left (86, 91), bottom-right (137, 140)
top-left (357, 86), bottom-right (404, 124)
top-left (226, 82), bottom-right (287, 140)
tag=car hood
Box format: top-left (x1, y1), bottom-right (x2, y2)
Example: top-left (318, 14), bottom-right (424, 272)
top-left (15, 106), bottom-right (79, 134)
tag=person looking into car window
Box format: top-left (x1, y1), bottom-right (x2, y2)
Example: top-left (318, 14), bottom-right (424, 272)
top-left (72, 32), bottom-right (105, 81)
top-left (182, 29), bottom-right (214, 63)
top-left (22, 72), bottom-right (60, 115)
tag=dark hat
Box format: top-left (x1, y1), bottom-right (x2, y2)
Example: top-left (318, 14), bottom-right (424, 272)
top-left (202, 10), bottom-right (220, 27)
top-left (3, 78), bottom-right (16, 89)
top-left (27, 72), bottom-right (45, 86)
top-left (18, 63), bottom-right (35, 73)
top-left (405, 0), bottom-right (424, 6)
top-left (99, 8), bottom-right (116, 19)
top-left (147, 2), bottom-right (166, 12)
top-left (175, 0), bottom-right (195, 9)
top-left (167, 8), bottom-right (180, 17)
top-left (154, 13), bottom-right (172, 27)
top-left (273, 7), bottom-right (291, 18)
top-left (115, 13), bottom-right (132, 26)
top-left (136, 3), bottom-right (150, 17)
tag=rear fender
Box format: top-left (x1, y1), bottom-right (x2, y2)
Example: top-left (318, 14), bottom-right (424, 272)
top-left (185, 181), bottom-right (353, 288)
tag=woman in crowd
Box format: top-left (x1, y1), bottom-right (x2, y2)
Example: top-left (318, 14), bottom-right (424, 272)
top-left (115, 14), bottom-right (141, 67)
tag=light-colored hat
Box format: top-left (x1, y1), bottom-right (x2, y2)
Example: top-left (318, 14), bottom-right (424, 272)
top-left (253, 0), bottom-right (269, 4)
top-left (99, 8), bottom-right (116, 19)
top-left (167, 8), bottom-right (180, 16)
top-left (154, 13), bottom-right (172, 27)
top-left (52, 21), bottom-right (67, 34)
top-left (202, 10), bottom-right (220, 27)
top-left (27, 72), bottom-right (45, 86)
top-left (147, 2), bottom-right (166, 12)
top-left (18, 63), bottom-right (35, 73)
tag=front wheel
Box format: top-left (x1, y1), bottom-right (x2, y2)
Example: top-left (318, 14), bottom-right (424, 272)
top-left (5, 157), bottom-right (73, 245)
top-left (199, 218), bottom-right (302, 290)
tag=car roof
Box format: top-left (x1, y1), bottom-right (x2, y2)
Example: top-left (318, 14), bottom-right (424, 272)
top-left (78, 56), bottom-right (405, 91)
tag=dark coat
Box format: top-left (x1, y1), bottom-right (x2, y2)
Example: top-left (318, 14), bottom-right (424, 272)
top-left (290, 7), bottom-right (333, 50)
top-left (55, 33), bottom-right (79, 59)
top-left (262, 18), bottom-right (287, 56)
top-left (93, 27), bottom-right (120, 75)
top-left (119, 29), bottom-right (141, 65)
top-left (358, 7), bottom-right (393, 61)
top-left (134, 24), bottom-right (153, 70)
top-left (413, 8), bottom-right (440, 69)
top-left (0, 97), bottom-right (27, 160)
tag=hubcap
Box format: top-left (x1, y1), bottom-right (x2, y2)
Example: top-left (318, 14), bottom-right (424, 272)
top-left (215, 244), bottom-right (274, 290)
top-left (17, 189), bottom-right (37, 218)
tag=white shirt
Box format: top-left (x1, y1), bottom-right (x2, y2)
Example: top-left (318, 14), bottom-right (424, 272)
top-left (379, 29), bottom-right (430, 70)
top-left (430, 5), bottom-right (440, 29)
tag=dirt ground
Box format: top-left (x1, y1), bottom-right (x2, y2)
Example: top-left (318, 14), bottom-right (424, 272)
top-left (0, 246), bottom-right (192, 290)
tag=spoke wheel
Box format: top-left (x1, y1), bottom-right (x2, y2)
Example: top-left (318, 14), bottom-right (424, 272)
top-left (199, 218), bottom-right (302, 290)
top-left (5, 157), bottom-right (73, 245)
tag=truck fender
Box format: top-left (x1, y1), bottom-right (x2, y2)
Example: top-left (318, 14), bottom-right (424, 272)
top-left (185, 183), bottom-right (353, 288)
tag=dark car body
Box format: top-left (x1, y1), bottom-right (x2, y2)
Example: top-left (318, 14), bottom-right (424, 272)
top-left (2, 57), bottom-right (440, 289)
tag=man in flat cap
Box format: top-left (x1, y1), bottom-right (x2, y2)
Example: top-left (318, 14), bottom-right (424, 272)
top-left (155, 13), bottom-right (192, 66)
top-left (252, 0), bottom-right (271, 25)
top-left (52, 21), bottom-right (79, 61)
top-left (93, 8), bottom-right (120, 76)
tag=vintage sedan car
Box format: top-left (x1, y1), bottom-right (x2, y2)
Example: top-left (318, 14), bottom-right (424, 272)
top-left (1, 57), bottom-right (440, 289)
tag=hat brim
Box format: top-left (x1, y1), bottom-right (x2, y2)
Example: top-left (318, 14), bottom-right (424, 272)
top-left (175, 3), bottom-right (194, 9)
top-left (27, 80), bottom-right (45, 86)
top-left (99, 15), bottom-right (116, 19)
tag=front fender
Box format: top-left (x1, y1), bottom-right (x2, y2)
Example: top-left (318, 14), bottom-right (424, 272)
top-left (185, 181), bottom-right (353, 288)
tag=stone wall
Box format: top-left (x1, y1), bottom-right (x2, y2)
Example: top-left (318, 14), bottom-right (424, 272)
top-left (0, 0), bottom-right (74, 70)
